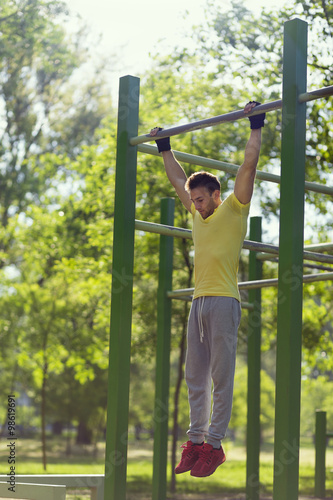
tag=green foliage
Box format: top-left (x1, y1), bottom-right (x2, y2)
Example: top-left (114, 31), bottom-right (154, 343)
top-left (0, 123), bottom-right (117, 447)
top-left (150, 0), bottom-right (332, 222)
top-left (0, 0), bottom-right (332, 459)
top-left (300, 376), bottom-right (333, 436)
top-left (0, 0), bottom-right (112, 228)
top-left (128, 362), bottom-right (156, 433)
top-left (229, 363), bottom-right (275, 439)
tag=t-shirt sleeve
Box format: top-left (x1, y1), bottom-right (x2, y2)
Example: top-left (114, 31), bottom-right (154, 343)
top-left (225, 192), bottom-right (250, 216)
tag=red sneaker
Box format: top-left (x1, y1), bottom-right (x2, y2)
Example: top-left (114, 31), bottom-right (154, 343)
top-left (190, 443), bottom-right (226, 477)
top-left (174, 441), bottom-right (202, 474)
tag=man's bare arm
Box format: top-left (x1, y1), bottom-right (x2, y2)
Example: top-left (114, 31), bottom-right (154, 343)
top-left (234, 128), bottom-right (261, 205)
top-left (161, 151), bottom-right (192, 212)
top-left (234, 101), bottom-right (265, 205)
top-left (150, 128), bottom-right (192, 212)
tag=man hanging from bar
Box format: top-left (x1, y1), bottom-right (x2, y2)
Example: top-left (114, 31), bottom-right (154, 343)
top-left (149, 101), bottom-right (265, 478)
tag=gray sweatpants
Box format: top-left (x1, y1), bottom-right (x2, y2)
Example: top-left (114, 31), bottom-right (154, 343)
top-left (185, 296), bottom-right (241, 448)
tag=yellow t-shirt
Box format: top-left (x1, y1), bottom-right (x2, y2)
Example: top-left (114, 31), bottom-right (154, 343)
top-left (191, 192), bottom-right (250, 301)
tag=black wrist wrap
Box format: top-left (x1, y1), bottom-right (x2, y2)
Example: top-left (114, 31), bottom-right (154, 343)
top-left (248, 101), bottom-right (266, 129)
top-left (155, 127), bottom-right (171, 152)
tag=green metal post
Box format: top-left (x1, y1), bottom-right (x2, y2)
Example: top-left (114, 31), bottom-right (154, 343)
top-left (315, 410), bottom-right (326, 498)
top-left (273, 19), bottom-right (307, 500)
top-left (246, 217), bottom-right (262, 500)
top-left (104, 75), bottom-right (140, 500)
top-left (152, 198), bottom-right (175, 500)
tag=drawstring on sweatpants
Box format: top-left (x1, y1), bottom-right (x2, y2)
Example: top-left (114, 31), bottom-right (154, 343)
top-left (198, 296), bottom-right (205, 343)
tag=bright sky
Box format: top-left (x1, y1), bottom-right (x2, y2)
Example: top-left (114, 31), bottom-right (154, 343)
top-left (64, 0), bottom-right (289, 99)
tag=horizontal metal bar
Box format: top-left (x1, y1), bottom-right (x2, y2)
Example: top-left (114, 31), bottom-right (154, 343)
top-left (170, 295), bottom-right (193, 302)
top-left (243, 241), bottom-right (279, 254)
top-left (298, 85), bottom-right (333, 103)
top-left (256, 256), bottom-right (333, 272)
top-left (304, 242), bottom-right (333, 252)
top-left (238, 272), bottom-right (333, 290)
top-left (167, 293), bottom-right (254, 309)
top-left (240, 302), bottom-right (255, 310)
top-left (137, 144), bottom-right (333, 196)
top-left (256, 254), bottom-right (278, 262)
top-left (130, 100), bottom-right (282, 146)
top-left (255, 248), bottom-right (333, 264)
top-left (167, 272), bottom-right (333, 296)
top-left (135, 220), bottom-right (333, 264)
top-left (135, 219), bottom-right (192, 240)
top-left (166, 288), bottom-right (194, 298)
top-left (304, 263), bottom-right (333, 272)
top-left (130, 86), bottom-right (333, 146)
top-left (138, 143), bottom-right (246, 178)
top-left (135, 219), bottom-right (279, 253)
top-left (258, 242), bottom-right (333, 263)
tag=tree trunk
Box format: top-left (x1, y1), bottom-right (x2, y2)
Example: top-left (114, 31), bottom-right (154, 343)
top-left (41, 358), bottom-right (48, 471)
top-left (66, 421), bottom-right (72, 456)
top-left (76, 421), bottom-right (93, 445)
top-left (52, 421), bottom-right (63, 435)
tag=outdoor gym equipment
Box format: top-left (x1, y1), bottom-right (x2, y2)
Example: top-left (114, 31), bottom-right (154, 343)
top-left (104, 17), bottom-right (333, 500)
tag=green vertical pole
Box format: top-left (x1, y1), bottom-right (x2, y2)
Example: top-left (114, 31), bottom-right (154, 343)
top-left (273, 19), bottom-right (307, 500)
top-left (246, 217), bottom-right (262, 500)
top-left (104, 75), bottom-right (140, 500)
top-left (152, 198), bottom-right (175, 500)
top-left (315, 410), bottom-right (326, 498)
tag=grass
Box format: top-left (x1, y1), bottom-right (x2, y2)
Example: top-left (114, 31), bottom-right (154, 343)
top-left (0, 436), bottom-right (332, 499)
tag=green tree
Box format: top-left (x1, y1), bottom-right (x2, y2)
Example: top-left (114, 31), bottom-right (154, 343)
top-left (0, 0), bottom-right (112, 230)
top-left (300, 376), bottom-right (333, 437)
top-left (229, 364), bottom-right (275, 441)
top-left (149, 0), bottom-right (332, 220)
top-left (0, 122), bottom-right (116, 466)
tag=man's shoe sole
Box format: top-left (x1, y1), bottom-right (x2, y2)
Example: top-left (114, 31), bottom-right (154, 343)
top-left (190, 455), bottom-right (226, 477)
top-left (175, 465), bottom-right (193, 474)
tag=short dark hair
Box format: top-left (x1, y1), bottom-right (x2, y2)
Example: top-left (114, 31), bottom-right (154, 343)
top-left (185, 171), bottom-right (220, 195)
